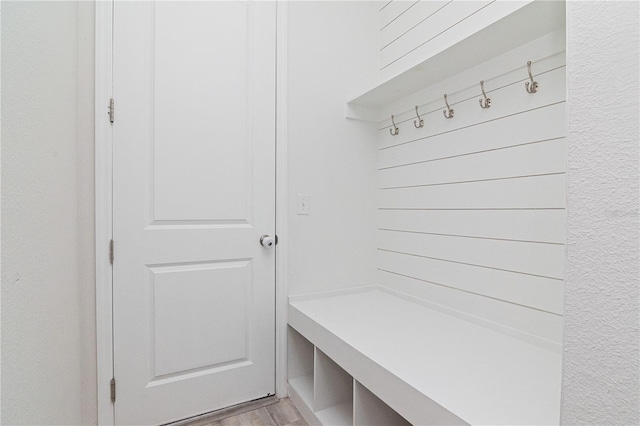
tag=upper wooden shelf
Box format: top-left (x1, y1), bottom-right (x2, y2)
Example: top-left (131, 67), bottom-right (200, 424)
top-left (346, 0), bottom-right (566, 121)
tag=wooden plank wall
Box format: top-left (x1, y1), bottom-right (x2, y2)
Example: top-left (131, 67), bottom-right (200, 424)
top-left (378, 0), bottom-right (531, 81)
top-left (376, 30), bottom-right (566, 349)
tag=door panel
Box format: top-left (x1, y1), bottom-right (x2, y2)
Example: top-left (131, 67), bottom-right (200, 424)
top-left (112, 2), bottom-right (276, 424)
top-left (153, 2), bottom-right (250, 221)
top-left (151, 260), bottom-right (250, 377)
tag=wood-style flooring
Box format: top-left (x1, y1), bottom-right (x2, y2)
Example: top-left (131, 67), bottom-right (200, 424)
top-left (178, 398), bottom-right (308, 426)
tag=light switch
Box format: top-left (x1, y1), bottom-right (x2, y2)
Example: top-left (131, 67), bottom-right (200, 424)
top-left (297, 194), bottom-right (310, 215)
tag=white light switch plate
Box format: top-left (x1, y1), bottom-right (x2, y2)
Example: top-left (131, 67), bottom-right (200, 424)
top-left (297, 194), bottom-right (310, 215)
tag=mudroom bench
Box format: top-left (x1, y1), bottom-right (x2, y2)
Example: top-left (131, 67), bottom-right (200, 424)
top-left (287, 286), bottom-right (562, 425)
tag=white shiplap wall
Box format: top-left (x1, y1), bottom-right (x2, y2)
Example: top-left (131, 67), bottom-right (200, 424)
top-left (378, 0), bottom-right (532, 81)
top-left (376, 30), bottom-right (566, 349)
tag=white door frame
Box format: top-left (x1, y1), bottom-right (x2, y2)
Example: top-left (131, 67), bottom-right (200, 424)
top-left (94, 2), bottom-right (289, 424)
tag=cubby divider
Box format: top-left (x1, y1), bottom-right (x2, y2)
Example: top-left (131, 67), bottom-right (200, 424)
top-left (313, 348), bottom-right (353, 425)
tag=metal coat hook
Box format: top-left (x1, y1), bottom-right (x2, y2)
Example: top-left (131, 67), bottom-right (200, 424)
top-left (442, 94), bottom-right (454, 119)
top-left (389, 115), bottom-right (400, 136)
top-left (525, 61), bottom-right (538, 94)
top-left (479, 80), bottom-right (491, 109)
top-left (413, 106), bottom-right (424, 128)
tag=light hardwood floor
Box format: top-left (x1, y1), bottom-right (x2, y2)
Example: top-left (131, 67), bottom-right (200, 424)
top-left (178, 398), bottom-right (308, 426)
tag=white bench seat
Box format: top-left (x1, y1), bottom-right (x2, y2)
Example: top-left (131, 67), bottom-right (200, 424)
top-left (288, 287), bottom-right (562, 425)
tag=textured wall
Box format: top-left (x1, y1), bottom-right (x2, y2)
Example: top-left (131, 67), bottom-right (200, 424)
top-left (562, 2), bottom-right (639, 424)
top-left (1, 2), bottom-right (96, 424)
top-left (76, 2), bottom-right (97, 423)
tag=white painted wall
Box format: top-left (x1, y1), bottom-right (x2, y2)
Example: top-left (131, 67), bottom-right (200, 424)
top-left (287, 1), bottom-right (379, 296)
top-left (562, 2), bottom-right (639, 424)
top-left (1, 2), bottom-right (96, 424)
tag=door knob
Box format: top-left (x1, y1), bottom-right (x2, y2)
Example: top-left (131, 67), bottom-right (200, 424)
top-left (260, 235), bottom-right (276, 248)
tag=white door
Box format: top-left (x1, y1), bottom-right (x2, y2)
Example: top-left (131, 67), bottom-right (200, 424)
top-left (112, 2), bottom-right (276, 424)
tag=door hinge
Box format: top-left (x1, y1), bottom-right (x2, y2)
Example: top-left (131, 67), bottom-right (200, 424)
top-left (109, 98), bottom-right (115, 123)
top-left (110, 378), bottom-right (116, 403)
top-left (109, 239), bottom-right (114, 264)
